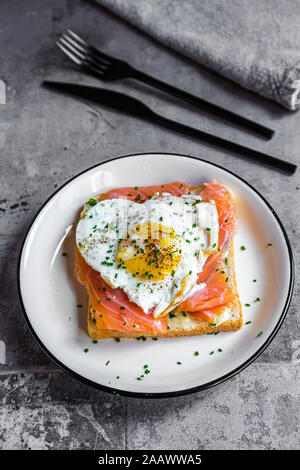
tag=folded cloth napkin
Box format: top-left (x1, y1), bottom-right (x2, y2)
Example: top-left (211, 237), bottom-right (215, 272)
top-left (96, 0), bottom-right (300, 110)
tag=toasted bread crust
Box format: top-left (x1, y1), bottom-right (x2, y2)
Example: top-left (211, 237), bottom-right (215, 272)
top-left (80, 184), bottom-right (242, 340)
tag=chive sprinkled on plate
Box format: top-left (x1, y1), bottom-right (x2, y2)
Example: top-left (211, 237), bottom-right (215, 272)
top-left (105, 360), bottom-right (110, 366)
top-left (194, 351), bottom-right (199, 356)
top-left (257, 331), bottom-right (263, 337)
top-left (84, 348), bottom-right (89, 353)
top-left (209, 351), bottom-right (214, 355)
top-left (245, 303), bottom-right (251, 307)
top-left (240, 245), bottom-right (246, 251)
top-left (245, 321), bottom-right (252, 325)
top-left (176, 361), bottom-right (182, 365)
top-left (115, 337), bottom-right (120, 343)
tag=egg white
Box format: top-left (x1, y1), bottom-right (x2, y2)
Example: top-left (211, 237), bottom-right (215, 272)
top-left (76, 193), bottom-right (219, 317)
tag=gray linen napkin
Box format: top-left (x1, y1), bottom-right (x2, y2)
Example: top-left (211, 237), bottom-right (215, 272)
top-left (96, 0), bottom-right (300, 110)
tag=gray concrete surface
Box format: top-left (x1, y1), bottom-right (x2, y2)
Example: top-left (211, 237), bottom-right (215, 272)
top-left (0, 0), bottom-right (299, 450)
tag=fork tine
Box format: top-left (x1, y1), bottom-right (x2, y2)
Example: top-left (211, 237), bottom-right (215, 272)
top-left (58, 37), bottom-right (108, 73)
top-left (57, 38), bottom-right (107, 76)
top-left (64, 29), bottom-right (113, 65)
top-left (60, 33), bottom-right (109, 70)
top-left (56, 41), bottom-right (83, 66)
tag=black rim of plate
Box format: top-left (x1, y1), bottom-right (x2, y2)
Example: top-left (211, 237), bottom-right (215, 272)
top-left (17, 153), bottom-right (295, 399)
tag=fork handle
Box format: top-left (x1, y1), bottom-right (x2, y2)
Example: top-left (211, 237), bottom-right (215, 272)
top-left (130, 68), bottom-right (274, 139)
top-left (149, 113), bottom-right (296, 175)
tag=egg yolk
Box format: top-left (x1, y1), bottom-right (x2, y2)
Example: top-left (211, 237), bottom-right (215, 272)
top-left (116, 222), bottom-right (182, 281)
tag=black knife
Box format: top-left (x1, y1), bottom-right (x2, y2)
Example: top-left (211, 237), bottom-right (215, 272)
top-left (42, 81), bottom-right (297, 175)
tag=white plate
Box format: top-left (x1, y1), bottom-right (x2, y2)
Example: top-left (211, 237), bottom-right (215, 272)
top-left (18, 153), bottom-right (294, 397)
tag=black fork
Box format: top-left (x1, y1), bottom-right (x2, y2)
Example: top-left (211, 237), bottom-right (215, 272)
top-left (56, 30), bottom-right (274, 139)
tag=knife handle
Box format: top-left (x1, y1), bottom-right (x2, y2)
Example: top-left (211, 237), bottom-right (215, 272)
top-left (149, 113), bottom-right (296, 175)
top-left (131, 68), bottom-right (274, 139)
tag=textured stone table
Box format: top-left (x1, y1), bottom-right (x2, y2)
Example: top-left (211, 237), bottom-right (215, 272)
top-left (0, 0), bottom-right (299, 450)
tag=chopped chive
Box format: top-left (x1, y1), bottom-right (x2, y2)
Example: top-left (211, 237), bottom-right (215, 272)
top-left (209, 351), bottom-right (214, 355)
top-left (245, 303), bottom-right (251, 307)
top-left (120, 306), bottom-right (125, 310)
top-left (105, 360), bottom-right (110, 366)
top-left (194, 351), bottom-right (199, 356)
top-left (245, 321), bottom-right (252, 325)
top-left (177, 361), bottom-right (182, 365)
top-left (115, 337), bottom-right (120, 343)
top-left (87, 198), bottom-right (97, 206)
top-left (62, 252), bottom-right (67, 256)
top-left (240, 245), bottom-right (246, 251)
top-left (84, 348), bottom-right (89, 353)
top-left (218, 348), bottom-right (223, 352)
top-left (257, 331), bottom-right (263, 337)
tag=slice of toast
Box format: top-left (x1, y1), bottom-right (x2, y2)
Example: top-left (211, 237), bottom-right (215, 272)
top-left (79, 184), bottom-right (242, 340)
top-left (87, 238), bottom-right (242, 339)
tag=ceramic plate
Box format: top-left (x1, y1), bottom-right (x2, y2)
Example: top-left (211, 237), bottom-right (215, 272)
top-left (18, 153), bottom-right (294, 397)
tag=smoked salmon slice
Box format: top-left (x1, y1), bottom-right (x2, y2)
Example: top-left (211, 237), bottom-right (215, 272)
top-left (179, 270), bottom-right (235, 312)
top-left (76, 180), bottom-right (237, 333)
top-left (76, 248), bottom-right (168, 334)
top-left (200, 179), bottom-right (238, 250)
top-left (99, 181), bottom-right (190, 203)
